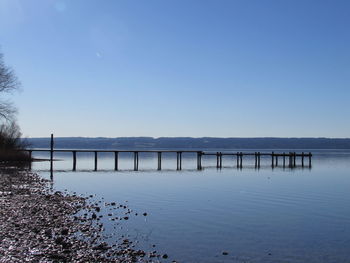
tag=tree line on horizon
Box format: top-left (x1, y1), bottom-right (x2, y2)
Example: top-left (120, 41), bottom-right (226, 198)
top-left (26, 137), bottom-right (350, 150)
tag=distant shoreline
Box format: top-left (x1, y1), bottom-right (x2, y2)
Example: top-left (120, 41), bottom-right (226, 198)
top-left (23, 137), bottom-right (350, 150)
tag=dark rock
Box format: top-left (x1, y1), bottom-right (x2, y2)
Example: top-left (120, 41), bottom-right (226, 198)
top-left (94, 242), bottom-right (110, 251)
top-left (44, 229), bottom-right (52, 237)
top-left (61, 228), bottom-right (69, 235)
top-left (54, 236), bottom-right (64, 245)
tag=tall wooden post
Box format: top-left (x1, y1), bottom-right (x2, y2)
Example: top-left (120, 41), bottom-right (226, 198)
top-left (72, 151), bottom-right (77, 171)
top-left (94, 151), bottom-right (98, 171)
top-left (293, 152), bottom-right (296, 167)
top-left (28, 150), bottom-right (32, 170)
top-left (271, 152), bottom-right (274, 168)
top-left (275, 155), bottom-right (278, 166)
top-left (114, 151), bottom-right (119, 171)
top-left (283, 153), bottom-right (286, 168)
top-left (236, 152), bottom-right (239, 168)
top-left (258, 152), bottom-right (261, 168)
top-left (50, 134), bottom-right (54, 173)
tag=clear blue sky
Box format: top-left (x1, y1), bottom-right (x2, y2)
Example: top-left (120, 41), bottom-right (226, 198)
top-left (0, 0), bottom-right (349, 138)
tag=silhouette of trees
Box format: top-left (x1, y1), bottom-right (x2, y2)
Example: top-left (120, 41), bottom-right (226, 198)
top-left (0, 52), bottom-right (20, 121)
top-left (0, 51), bottom-right (28, 162)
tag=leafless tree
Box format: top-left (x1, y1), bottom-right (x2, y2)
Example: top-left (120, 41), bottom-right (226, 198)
top-left (0, 51), bottom-right (29, 162)
top-left (0, 52), bottom-right (20, 121)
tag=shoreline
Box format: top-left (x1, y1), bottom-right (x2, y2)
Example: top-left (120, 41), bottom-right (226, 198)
top-left (0, 168), bottom-right (167, 262)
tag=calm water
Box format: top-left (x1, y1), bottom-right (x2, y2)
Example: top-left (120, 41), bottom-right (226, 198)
top-left (33, 150), bottom-right (350, 263)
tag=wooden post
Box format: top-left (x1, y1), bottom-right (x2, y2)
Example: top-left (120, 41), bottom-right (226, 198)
top-left (50, 134), bottom-right (54, 172)
top-left (219, 152), bottom-right (223, 169)
top-left (179, 152), bottom-right (182, 170)
top-left (289, 152), bottom-right (292, 168)
top-left (236, 152), bottom-right (239, 168)
top-left (301, 152), bottom-right (304, 167)
top-left (177, 152), bottom-right (180, 170)
top-left (254, 152), bottom-right (257, 168)
top-left (114, 151), bottom-right (118, 171)
top-left (137, 152), bottom-right (139, 170)
top-left (216, 152), bottom-right (220, 168)
top-left (72, 151), bottom-right (77, 171)
top-left (293, 152), bottom-right (296, 167)
top-left (240, 152), bottom-right (243, 168)
top-left (157, 152), bottom-right (162, 170)
top-left (94, 151), bottom-right (98, 171)
top-left (197, 152), bottom-right (202, 170)
top-left (283, 153), bottom-right (286, 168)
top-left (271, 152), bottom-right (274, 168)
top-left (275, 155), bottom-right (278, 166)
top-left (258, 152), bottom-right (261, 168)
top-left (309, 152), bottom-right (312, 167)
top-left (28, 150), bottom-right (32, 170)
top-left (134, 152), bottom-right (139, 171)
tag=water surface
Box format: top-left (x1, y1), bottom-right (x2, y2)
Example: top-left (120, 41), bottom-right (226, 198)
top-left (33, 150), bottom-right (350, 263)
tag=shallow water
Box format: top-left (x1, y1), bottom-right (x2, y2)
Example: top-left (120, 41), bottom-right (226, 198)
top-left (34, 150), bottom-right (350, 263)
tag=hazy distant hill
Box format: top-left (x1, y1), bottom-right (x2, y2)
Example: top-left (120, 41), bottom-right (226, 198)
top-left (23, 137), bottom-right (350, 149)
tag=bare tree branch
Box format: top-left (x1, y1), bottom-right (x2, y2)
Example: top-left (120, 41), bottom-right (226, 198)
top-left (0, 51), bottom-right (20, 121)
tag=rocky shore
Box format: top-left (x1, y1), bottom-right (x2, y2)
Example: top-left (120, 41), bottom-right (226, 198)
top-left (0, 168), bottom-right (166, 262)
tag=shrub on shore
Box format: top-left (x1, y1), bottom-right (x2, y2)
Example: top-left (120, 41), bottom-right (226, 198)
top-left (0, 121), bottom-right (30, 162)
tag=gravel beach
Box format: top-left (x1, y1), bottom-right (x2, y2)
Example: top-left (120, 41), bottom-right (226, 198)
top-left (0, 168), bottom-right (165, 262)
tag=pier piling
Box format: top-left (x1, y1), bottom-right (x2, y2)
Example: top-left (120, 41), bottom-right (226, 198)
top-left (157, 152), bottom-right (162, 170)
top-left (114, 152), bottom-right (118, 171)
top-left (134, 152), bottom-right (139, 171)
top-left (94, 151), bottom-right (98, 171)
top-left (72, 151), bottom-right (76, 171)
top-left (197, 152), bottom-right (202, 170)
top-left (50, 134), bottom-right (54, 173)
top-left (309, 152), bottom-right (312, 167)
top-left (301, 152), bottom-right (304, 167)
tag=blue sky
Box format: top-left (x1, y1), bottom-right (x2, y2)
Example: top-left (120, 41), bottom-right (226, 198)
top-left (0, 0), bottom-right (349, 138)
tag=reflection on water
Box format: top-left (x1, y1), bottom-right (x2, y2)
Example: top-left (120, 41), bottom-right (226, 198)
top-left (34, 150), bottom-right (350, 263)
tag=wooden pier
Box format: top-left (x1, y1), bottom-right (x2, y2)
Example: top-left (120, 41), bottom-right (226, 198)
top-left (24, 135), bottom-right (312, 172)
top-left (25, 149), bottom-right (312, 171)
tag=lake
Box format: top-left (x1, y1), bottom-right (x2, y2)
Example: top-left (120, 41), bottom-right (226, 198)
top-left (32, 149), bottom-right (350, 263)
